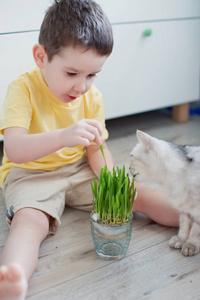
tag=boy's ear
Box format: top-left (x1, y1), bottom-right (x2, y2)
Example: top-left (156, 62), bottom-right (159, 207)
top-left (32, 44), bottom-right (46, 68)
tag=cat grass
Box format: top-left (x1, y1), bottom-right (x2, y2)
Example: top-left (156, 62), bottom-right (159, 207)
top-left (91, 145), bottom-right (136, 224)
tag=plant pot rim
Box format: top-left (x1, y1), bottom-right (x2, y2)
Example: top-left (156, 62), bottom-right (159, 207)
top-left (90, 211), bottom-right (133, 227)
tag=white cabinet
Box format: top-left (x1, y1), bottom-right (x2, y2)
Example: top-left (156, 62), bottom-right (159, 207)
top-left (0, 32), bottom-right (39, 110)
top-left (0, 0), bottom-right (52, 140)
top-left (95, 19), bottom-right (200, 119)
top-left (0, 0), bottom-right (200, 141)
top-left (0, 1), bottom-right (49, 33)
top-left (95, 0), bottom-right (200, 119)
top-left (96, 0), bottom-right (200, 23)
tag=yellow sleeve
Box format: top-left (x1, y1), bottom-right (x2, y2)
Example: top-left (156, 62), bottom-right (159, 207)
top-left (0, 79), bottom-right (32, 135)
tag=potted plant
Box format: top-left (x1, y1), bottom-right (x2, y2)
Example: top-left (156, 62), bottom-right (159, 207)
top-left (90, 146), bottom-right (136, 260)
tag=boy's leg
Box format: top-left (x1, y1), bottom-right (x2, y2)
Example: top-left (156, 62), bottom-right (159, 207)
top-left (133, 182), bottom-right (179, 227)
top-left (0, 207), bottom-right (49, 299)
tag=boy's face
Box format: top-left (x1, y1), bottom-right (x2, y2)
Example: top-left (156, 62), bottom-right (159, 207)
top-left (40, 46), bottom-right (108, 103)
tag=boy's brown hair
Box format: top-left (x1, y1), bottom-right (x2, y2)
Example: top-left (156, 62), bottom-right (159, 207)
top-left (39, 0), bottom-right (113, 61)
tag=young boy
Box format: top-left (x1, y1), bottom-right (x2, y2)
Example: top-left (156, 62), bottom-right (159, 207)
top-left (0, 0), bottom-right (179, 299)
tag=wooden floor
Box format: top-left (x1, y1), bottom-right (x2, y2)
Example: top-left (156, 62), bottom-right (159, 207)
top-left (0, 109), bottom-right (200, 300)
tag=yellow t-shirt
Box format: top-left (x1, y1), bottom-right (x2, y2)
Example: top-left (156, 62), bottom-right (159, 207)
top-left (0, 67), bottom-right (108, 187)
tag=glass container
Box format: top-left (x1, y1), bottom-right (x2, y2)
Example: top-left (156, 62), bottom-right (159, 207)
top-left (90, 212), bottom-right (133, 260)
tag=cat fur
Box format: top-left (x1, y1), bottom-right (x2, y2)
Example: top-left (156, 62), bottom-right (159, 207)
top-left (129, 130), bottom-right (200, 256)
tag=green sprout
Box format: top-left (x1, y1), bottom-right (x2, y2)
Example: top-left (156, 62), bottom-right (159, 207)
top-left (100, 144), bottom-right (106, 165)
top-left (91, 146), bottom-right (136, 224)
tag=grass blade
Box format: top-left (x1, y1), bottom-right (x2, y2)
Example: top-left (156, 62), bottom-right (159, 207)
top-left (100, 145), bottom-right (107, 166)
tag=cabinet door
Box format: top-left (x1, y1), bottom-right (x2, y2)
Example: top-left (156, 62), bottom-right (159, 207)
top-left (97, 0), bottom-right (200, 23)
top-left (0, 31), bottom-right (38, 139)
top-left (0, 32), bottom-right (38, 110)
top-left (95, 20), bottom-right (200, 119)
top-left (0, 0), bottom-right (50, 33)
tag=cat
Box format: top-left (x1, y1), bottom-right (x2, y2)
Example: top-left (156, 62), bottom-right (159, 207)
top-left (129, 130), bottom-right (200, 256)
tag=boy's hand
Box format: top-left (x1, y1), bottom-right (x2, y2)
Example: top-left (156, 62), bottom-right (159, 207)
top-left (61, 119), bottom-right (103, 147)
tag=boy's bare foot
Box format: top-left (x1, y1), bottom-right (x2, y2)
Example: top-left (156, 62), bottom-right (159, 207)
top-left (0, 263), bottom-right (27, 300)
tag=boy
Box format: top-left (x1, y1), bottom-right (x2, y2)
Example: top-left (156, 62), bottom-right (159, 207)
top-left (0, 0), bottom-right (179, 299)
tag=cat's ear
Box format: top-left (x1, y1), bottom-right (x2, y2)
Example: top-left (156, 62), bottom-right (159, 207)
top-left (136, 130), bottom-right (153, 151)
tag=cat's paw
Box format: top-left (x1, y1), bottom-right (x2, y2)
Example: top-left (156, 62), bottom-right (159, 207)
top-left (181, 243), bottom-right (200, 256)
top-left (169, 236), bottom-right (184, 249)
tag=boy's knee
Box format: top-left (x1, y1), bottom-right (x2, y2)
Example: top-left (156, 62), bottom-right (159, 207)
top-left (12, 207), bottom-right (50, 235)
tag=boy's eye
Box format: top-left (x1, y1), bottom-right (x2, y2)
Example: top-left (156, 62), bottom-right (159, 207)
top-left (67, 72), bottom-right (77, 76)
top-left (66, 72), bottom-right (96, 78)
top-left (88, 74), bottom-right (96, 78)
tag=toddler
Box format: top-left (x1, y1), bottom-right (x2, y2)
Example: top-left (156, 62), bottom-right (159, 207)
top-left (0, 1), bottom-right (179, 299)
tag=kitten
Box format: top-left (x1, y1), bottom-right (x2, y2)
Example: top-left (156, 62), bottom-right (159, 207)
top-left (129, 130), bottom-right (200, 256)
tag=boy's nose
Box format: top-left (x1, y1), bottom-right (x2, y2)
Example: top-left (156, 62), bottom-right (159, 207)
top-left (74, 80), bottom-right (87, 94)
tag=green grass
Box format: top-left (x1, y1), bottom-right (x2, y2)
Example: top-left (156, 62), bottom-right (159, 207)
top-left (91, 146), bottom-right (136, 224)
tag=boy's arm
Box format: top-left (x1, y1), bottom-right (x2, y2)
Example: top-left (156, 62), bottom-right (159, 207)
top-left (86, 141), bottom-right (114, 176)
top-left (4, 119), bottom-right (103, 163)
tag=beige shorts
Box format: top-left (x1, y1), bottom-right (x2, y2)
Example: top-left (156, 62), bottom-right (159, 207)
top-left (3, 158), bottom-right (96, 234)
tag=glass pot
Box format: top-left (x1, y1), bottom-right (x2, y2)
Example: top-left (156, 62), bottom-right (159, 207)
top-left (90, 211), bottom-right (133, 260)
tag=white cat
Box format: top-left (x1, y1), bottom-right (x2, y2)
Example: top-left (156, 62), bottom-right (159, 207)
top-left (129, 130), bottom-right (200, 256)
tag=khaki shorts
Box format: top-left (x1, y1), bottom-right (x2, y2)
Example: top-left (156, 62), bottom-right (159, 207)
top-left (3, 158), bottom-right (96, 234)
